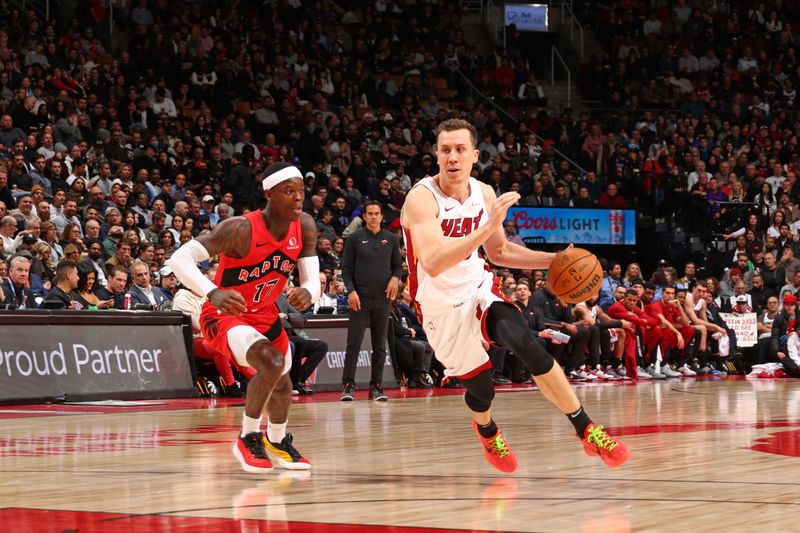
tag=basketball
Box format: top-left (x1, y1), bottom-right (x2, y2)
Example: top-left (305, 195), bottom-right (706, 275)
top-left (546, 248), bottom-right (604, 304)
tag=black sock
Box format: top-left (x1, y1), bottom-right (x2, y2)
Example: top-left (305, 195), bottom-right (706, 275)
top-left (566, 406), bottom-right (592, 438)
top-left (477, 419), bottom-right (498, 438)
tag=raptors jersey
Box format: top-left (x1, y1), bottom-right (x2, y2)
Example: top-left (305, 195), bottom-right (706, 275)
top-left (404, 176), bottom-right (488, 314)
top-left (201, 210), bottom-right (302, 329)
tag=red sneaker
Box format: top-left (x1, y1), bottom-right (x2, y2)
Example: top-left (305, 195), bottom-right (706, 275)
top-left (581, 423), bottom-right (630, 467)
top-left (472, 420), bottom-right (518, 473)
top-left (232, 432), bottom-right (274, 473)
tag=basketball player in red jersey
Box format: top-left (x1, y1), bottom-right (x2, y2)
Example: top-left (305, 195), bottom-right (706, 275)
top-left (169, 162), bottom-right (319, 473)
top-left (401, 119), bottom-right (629, 472)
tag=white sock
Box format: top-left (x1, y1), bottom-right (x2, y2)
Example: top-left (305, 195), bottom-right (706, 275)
top-left (267, 420), bottom-right (287, 443)
top-left (241, 414), bottom-right (262, 437)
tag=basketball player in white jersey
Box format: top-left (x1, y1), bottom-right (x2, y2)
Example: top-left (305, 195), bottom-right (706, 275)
top-left (401, 119), bottom-right (630, 472)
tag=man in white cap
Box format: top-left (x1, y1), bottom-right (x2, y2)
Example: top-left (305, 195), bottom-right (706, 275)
top-left (200, 195), bottom-right (219, 225)
top-left (169, 162), bottom-right (320, 473)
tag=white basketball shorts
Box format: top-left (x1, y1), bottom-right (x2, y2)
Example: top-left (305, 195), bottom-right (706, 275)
top-left (420, 270), bottom-right (503, 378)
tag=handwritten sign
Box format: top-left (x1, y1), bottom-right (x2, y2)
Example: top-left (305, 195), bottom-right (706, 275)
top-left (720, 312), bottom-right (758, 347)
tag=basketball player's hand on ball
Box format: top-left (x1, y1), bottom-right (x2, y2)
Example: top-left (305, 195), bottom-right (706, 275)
top-left (209, 289), bottom-right (248, 316)
top-left (488, 192), bottom-right (520, 228)
top-left (287, 287), bottom-right (312, 311)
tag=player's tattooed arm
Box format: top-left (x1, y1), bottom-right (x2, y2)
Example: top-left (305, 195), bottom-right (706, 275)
top-left (196, 216), bottom-right (252, 259)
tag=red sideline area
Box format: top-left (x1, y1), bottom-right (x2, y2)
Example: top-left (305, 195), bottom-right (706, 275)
top-left (0, 509), bottom-right (515, 533)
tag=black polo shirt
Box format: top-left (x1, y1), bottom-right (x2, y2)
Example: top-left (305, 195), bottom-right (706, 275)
top-left (342, 227), bottom-right (403, 298)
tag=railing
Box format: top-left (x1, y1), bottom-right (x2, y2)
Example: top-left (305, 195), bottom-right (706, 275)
top-left (551, 0), bottom-right (584, 60)
top-left (550, 46), bottom-right (572, 110)
top-left (21, 0), bottom-right (49, 20)
top-left (460, 0), bottom-right (484, 14)
top-left (452, 68), bottom-right (587, 176)
top-left (484, 0), bottom-right (504, 47)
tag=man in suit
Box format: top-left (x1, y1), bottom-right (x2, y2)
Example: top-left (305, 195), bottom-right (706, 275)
top-left (97, 265), bottom-right (129, 309)
top-left (127, 261), bottom-right (170, 309)
top-left (1, 255), bottom-right (35, 308)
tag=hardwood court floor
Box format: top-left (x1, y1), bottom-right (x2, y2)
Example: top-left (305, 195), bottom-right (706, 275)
top-left (1, 378), bottom-right (799, 532)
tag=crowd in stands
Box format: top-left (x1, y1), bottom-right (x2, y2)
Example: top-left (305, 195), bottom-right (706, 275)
top-left (2, 0), bottom-right (800, 390)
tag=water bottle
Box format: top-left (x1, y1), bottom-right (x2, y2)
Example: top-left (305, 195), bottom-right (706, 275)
top-left (401, 317), bottom-right (408, 329)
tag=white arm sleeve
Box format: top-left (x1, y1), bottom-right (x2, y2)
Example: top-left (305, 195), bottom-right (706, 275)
top-left (168, 240), bottom-right (218, 297)
top-left (297, 255), bottom-right (320, 303)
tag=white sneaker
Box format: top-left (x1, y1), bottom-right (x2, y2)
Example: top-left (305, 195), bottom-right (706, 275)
top-left (662, 364), bottom-right (682, 378)
top-left (679, 364), bottom-right (697, 377)
top-left (614, 365), bottom-right (632, 379)
top-left (596, 365), bottom-right (619, 380)
top-left (637, 366), bottom-right (653, 379)
top-left (578, 366), bottom-right (598, 380)
top-left (568, 370), bottom-right (585, 381)
top-left (647, 365), bottom-right (667, 379)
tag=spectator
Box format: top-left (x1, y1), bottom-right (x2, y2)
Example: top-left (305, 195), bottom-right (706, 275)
top-left (127, 261), bottom-right (170, 309)
top-left (761, 252), bottom-right (785, 297)
top-left (105, 237), bottom-right (133, 271)
top-left (316, 237), bottom-right (339, 272)
top-left (1, 255), bottom-right (34, 308)
top-left (44, 260), bottom-right (82, 309)
top-left (503, 220), bottom-right (525, 247)
top-left (340, 202), bottom-right (402, 401)
top-left (389, 295), bottom-right (434, 389)
top-left (779, 270), bottom-right (800, 305)
top-left (598, 262), bottom-right (623, 311)
top-left (158, 265), bottom-right (177, 301)
top-left (10, 195), bottom-right (38, 226)
top-left (771, 294), bottom-right (800, 362)
top-left (311, 272), bottom-right (339, 313)
top-left (0, 215), bottom-right (19, 254)
top-left (75, 261), bottom-right (112, 309)
top-left (779, 247), bottom-right (800, 283)
top-left (780, 323), bottom-right (800, 377)
top-left (96, 265), bottom-right (129, 309)
top-left (597, 183), bottom-right (628, 208)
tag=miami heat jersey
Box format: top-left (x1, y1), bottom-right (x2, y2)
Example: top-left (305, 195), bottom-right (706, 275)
top-left (201, 210), bottom-right (302, 324)
top-left (404, 176), bottom-right (488, 314)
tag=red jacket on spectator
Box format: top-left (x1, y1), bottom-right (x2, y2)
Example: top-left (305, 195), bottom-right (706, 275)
top-left (597, 192), bottom-right (628, 208)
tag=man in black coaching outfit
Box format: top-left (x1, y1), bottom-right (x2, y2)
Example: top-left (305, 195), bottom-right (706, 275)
top-left (340, 201), bottom-right (403, 401)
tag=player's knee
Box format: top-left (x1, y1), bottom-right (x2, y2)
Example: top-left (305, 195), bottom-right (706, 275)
top-left (462, 371), bottom-right (494, 413)
top-left (246, 340), bottom-right (284, 372)
top-left (527, 348), bottom-right (554, 376)
top-left (464, 387), bottom-right (494, 413)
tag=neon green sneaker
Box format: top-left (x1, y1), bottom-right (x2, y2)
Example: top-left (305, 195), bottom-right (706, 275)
top-left (472, 420), bottom-right (518, 473)
top-left (582, 423), bottom-right (630, 467)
